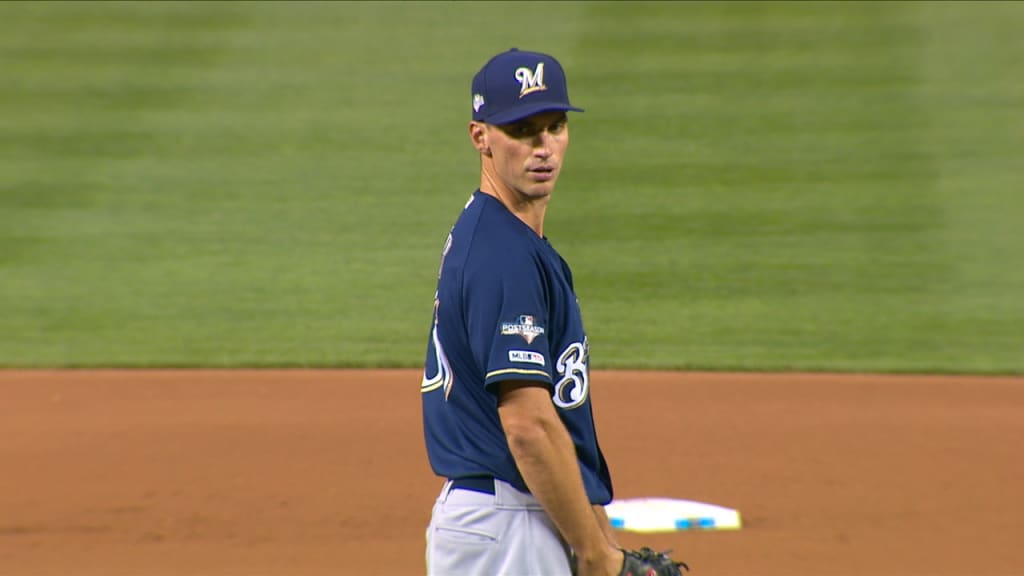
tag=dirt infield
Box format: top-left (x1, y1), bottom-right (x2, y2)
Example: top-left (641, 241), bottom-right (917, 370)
top-left (2, 369), bottom-right (1022, 576)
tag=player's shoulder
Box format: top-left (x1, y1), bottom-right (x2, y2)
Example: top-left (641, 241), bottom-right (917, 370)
top-left (449, 195), bottom-right (541, 278)
top-left (456, 192), bottom-right (537, 250)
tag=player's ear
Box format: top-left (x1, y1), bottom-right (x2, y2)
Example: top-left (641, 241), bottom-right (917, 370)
top-left (469, 121), bottom-right (492, 157)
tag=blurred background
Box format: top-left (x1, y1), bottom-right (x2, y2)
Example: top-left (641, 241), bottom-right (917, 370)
top-left (1, 1), bottom-right (1021, 373)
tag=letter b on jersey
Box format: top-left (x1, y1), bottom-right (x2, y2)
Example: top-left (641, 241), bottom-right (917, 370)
top-left (553, 341), bottom-right (588, 409)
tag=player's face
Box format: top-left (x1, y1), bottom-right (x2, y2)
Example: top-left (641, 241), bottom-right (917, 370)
top-left (486, 111), bottom-right (569, 200)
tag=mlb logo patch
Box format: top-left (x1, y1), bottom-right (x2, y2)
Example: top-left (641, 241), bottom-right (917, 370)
top-left (509, 350), bottom-right (545, 366)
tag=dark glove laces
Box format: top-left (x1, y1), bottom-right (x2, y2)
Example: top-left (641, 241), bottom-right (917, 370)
top-left (627, 547), bottom-right (690, 575)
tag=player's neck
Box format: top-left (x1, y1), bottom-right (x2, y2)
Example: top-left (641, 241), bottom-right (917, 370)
top-left (480, 186), bottom-right (547, 237)
top-left (480, 173), bottom-right (548, 237)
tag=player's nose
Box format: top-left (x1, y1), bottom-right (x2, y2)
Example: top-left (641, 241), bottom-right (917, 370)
top-left (532, 132), bottom-right (554, 158)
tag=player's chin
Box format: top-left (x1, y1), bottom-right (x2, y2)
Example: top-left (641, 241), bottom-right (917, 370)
top-left (523, 173), bottom-right (559, 196)
top-left (521, 183), bottom-right (555, 199)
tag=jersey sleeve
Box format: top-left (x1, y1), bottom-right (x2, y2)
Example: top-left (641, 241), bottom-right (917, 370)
top-left (464, 247), bottom-right (553, 392)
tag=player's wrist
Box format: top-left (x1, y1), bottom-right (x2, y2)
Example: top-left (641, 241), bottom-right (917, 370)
top-left (573, 544), bottom-right (622, 573)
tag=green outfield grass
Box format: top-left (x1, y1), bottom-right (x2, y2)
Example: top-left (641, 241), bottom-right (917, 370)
top-left (1, 1), bottom-right (1022, 372)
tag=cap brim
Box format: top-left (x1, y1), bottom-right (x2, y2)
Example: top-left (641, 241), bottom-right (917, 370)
top-left (485, 102), bottom-right (584, 125)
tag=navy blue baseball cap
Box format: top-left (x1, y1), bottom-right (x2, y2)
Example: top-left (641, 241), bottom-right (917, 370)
top-left (471, 48), bottom-right (584, 125)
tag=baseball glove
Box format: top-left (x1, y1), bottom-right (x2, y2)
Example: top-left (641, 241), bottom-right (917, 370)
top-left (618, 547), bottom-right (689, 576)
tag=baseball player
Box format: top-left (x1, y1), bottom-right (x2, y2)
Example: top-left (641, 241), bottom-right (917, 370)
top-left (420, 49), bottom-right (686, 576)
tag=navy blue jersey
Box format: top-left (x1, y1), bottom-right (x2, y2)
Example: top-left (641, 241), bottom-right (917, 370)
top-left (421, 191), bottom-right (613, 505)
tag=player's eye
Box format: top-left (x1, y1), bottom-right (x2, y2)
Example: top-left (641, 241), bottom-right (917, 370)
top-left (500, 115), bottom-right (566, 139)
top-left (510, 123), bottom-right (535, 138)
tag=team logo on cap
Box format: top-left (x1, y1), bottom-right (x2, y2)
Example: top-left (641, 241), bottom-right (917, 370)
top-left (515, 62), bottom-right (547, 98)
top-left (473, 93), bottom-right (485, 112)
top-left (501, 315), bottom-right (545, 344)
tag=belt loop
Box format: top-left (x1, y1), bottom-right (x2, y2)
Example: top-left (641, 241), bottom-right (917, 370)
top-left (492, 477), bottom-right (505, 507)
top-left (440, 479), bottom-right (454, 503)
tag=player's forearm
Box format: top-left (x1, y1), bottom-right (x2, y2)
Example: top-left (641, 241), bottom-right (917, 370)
top-left (504, 413), bottom-right (609, 560)
top-left (592, 505), bottom-right (620, 549)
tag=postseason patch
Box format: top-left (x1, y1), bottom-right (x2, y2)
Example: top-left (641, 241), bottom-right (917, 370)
top-left (501, 315), bottom-right (546, 344)
top-left (508, 350), bottom-right (545, 366)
